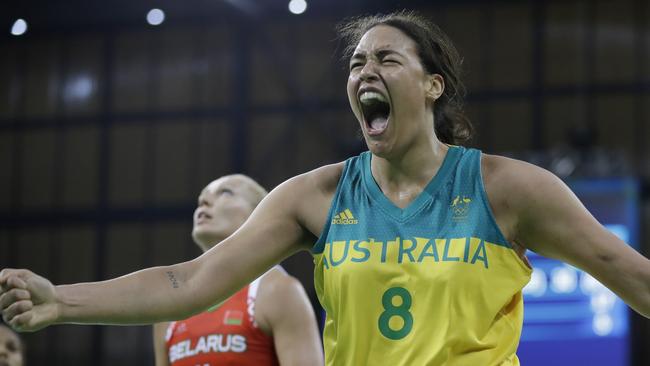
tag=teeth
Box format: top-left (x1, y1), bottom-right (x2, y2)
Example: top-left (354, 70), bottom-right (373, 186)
top-left (359, 91), bottom-right (387, 104)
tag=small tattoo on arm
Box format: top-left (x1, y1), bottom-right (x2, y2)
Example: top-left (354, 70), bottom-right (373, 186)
top-left (166, 271), bottom-right (179, 289)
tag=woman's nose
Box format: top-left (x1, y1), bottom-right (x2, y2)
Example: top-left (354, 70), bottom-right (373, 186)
top-left (359, 61), bottom-right (379, 82)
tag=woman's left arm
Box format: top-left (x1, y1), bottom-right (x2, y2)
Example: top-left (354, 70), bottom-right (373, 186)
top-left (491, 156), bottom-right (650, 318)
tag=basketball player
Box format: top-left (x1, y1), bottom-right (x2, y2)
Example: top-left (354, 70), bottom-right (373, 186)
top-left (0, 322), bottom-right (24, 366)
top-left (153, 175), bottom-right (323, 366)
top-left (2, 10), bottom-right (649, 366)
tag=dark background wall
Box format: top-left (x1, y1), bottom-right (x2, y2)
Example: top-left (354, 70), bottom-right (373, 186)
top-left (0, 0), bottom-right (649, 364)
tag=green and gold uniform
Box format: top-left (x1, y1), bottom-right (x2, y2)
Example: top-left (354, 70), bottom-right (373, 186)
top-left (313, 146), bottom-right (532, 365)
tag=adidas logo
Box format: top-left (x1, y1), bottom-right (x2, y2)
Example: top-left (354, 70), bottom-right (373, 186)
top-left (331, 209), bottom-right (358, 225)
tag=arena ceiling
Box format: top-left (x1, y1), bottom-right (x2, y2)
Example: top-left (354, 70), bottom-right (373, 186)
top-left (1, 0), bottom-right (461, 35)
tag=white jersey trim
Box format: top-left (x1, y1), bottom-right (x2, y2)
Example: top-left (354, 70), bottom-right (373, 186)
top-left (246, 266), bottom-right (283, 328)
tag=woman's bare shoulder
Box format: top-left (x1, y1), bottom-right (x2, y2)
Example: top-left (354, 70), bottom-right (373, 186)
top-left (481, 153), bottom-right (552, 189)
top-left (281, 161), bottom-right (345, 198)
top-left (272, 162), bottom-right (345, 238)
top-left (480, 153), bottom-right (559, 242)
top-left (306, 162), bottom-right (346, 194)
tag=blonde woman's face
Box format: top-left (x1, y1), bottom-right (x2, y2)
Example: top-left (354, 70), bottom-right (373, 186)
top-left (191, 176), bottom-right (257, 251)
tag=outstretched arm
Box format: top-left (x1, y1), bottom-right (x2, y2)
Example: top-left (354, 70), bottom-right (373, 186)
top-left (0, 174), bottom-right (317, 332)
top-left (488, 156), bottom-right (650, 318)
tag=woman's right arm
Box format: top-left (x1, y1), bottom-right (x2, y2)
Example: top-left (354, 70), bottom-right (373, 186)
top-left (0, 172), bottom-right (319, 332)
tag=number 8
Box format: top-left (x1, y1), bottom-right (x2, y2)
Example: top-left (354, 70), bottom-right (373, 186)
top-left (378, 287), bottom-right (413, 340)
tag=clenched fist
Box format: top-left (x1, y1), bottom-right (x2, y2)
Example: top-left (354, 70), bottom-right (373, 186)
top-left (0, 269), bottom-right (58, 332)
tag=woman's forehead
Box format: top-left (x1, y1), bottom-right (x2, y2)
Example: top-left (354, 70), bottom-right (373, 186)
top-left (200, 176), bottom-right (252, 197)
top-left (354, 25), bottom-right (416, 55)
top-left (203, 177), bottom-right (236, 193)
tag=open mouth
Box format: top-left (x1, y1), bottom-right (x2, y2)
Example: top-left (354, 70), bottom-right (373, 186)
top-left (359, 91), bottom-right (391, 135)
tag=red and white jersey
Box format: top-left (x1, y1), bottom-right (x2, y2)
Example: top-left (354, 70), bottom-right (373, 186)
top-left (165, 276), bottom-right (279, 366)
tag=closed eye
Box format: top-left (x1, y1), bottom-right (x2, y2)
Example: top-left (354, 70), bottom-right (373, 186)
top-left (350, 62), bottom-right (364, 70)
top-left (218, 188), bottom-right (234, 196)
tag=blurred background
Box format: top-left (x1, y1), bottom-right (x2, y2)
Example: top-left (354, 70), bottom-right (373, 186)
top-left (0, 0), bottom-right (649, 364)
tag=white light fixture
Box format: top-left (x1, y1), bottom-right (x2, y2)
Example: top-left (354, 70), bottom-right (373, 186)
top-left (11, 19), bottom-right (28, 36)
top-left (550, 266), bottom-right (577, 294)
top-left (288, 0), bottom-right (307, 15)
top-left (592, 313), bottom-right (614, 337)
top-left (64, 75), bottom-right (95, 103)
top-left (146, 9), bottom-right (165, 26)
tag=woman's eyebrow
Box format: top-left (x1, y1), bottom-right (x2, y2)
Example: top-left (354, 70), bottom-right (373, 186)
top-left (351, 52), bottom-right (366, 61)
top-left (352, 48), bottom-right (402, 61)
top-left (375, 49), bottom-right (403, 58)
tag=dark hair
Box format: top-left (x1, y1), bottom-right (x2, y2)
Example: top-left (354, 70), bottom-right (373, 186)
top-left (337, 10), bottom-right (474, 145)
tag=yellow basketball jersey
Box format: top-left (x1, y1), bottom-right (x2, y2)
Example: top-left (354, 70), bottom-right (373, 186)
top-left (312, 147), bottom-right (532, 365)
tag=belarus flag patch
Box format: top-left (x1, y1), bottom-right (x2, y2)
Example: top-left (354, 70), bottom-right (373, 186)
top-left (224, 310), bottom-right (244, 326)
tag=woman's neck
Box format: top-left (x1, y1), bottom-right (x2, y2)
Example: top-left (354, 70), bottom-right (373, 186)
top-left (197, 236), bottom-right (227, 253)
top-left (370, 138), bottom-right (449, 207)
top-left (371, 137), bottom-right (448, 187)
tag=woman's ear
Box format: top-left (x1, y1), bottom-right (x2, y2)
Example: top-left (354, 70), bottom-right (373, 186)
top-left (426, 74), bottom-right (445, 102)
